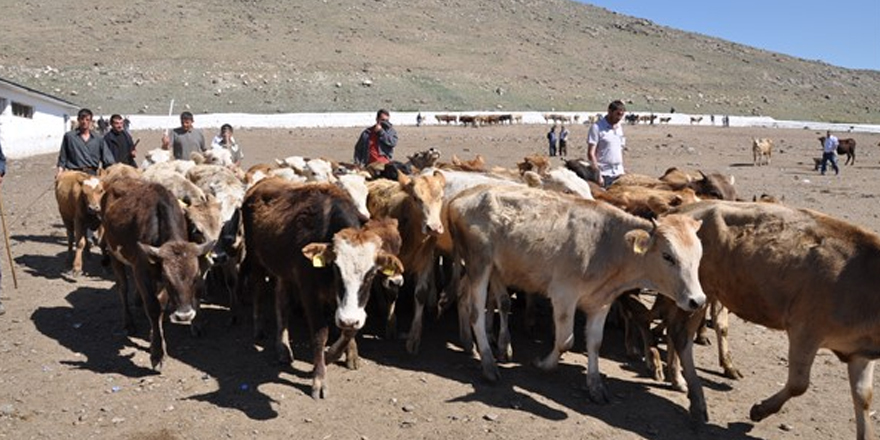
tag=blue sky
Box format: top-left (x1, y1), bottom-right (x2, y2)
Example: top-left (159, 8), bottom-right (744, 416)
top-left (580, 1), bottom-right (880, 71)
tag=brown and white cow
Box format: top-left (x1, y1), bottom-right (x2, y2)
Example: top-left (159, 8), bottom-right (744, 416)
top-left (55, 171), bottom-right (104, 276)
top-left (101, 177), bottom-right (214, 371)
top-left (240, 179), bottom-right (403, 399)
top-left (752, 138), bottom-right (773, 166)
top-left (447, 185), bottom-right (706, 404)
top-left (666, 200), bottom-right (880, 437)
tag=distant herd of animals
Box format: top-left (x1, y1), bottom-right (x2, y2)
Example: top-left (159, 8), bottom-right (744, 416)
top-left (50, 130), bottom-right (880, 439)
top-left (433, 112), bottom-right (713, 127)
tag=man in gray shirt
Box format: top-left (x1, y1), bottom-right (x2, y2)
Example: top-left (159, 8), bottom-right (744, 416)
top-left (56, 108), bottom-right (115, 177)
top-left (162, 111), bottom-right (206, 160)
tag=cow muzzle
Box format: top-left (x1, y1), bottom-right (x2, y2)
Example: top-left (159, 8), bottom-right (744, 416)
top-left (678, 291), bottom-right (707, 312)
top-left (335, 308), bottom-right (366, 331)
top-left (170, 306), bottom-right (197, 324)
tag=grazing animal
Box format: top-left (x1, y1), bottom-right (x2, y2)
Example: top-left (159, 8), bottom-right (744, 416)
top-left (819, 136), bottom-right (857, 165)
top-left (690, 116), bottom-right (703, 125)
top-left (55, 171), bottom-right (104, 276)
top-left (101, 177), bottom-right (214, 371)
top-left (752, 138), bottom-right (773, 166)
top-left (447, 185), bottom-right (706, 405)
top-left (664, 200), bottom-right (880, 437)
top-left (240, 179), bottom-right (404, 399)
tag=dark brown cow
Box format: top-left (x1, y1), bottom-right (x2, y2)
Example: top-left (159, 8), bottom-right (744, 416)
top-left (101, 177), bottom-right (214, 371)
top-left (240, 179), bottom-right (403, 399)
top-left (819, 136), bottom-right (857, 165)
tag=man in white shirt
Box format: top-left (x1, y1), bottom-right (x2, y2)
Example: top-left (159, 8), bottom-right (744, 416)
top-left (587, 100), bottom-right (627, 188)
top-left (820, 130), bottom-right (840, 176)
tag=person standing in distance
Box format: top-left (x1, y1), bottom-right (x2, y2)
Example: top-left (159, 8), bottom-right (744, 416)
top-left (162, 111), bottom-right (206, 160)
top-left (353, 109), bottom-right (397, 166)
top-left (820, 129), bottom-right (840, 176)
top-left (587, 100), bottom-right (627, 188)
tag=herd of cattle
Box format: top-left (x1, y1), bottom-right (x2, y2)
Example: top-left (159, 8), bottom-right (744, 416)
top-left (52, 144), bottom-right (879, 439)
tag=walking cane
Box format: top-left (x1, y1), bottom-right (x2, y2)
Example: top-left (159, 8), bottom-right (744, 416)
top-left (0, 191), bottom-right (17, 289)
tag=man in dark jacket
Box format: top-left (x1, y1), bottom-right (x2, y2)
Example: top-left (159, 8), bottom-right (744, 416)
top-left (102, 114), bottom-right (137, 166)
top-left (353, 109), bottom-right (398, 166)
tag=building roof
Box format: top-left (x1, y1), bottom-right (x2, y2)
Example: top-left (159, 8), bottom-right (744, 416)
top-left (0, 76), bottom-right (79, 110)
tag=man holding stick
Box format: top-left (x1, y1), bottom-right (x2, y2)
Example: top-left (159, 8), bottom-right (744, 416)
top-left (0, 139), bottom-right (6, 315)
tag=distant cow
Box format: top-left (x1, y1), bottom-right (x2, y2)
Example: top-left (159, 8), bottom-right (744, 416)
top-left (752, 138), bottom-right (773, 166)
top-left (55, 171), bottom-right (104, 276)
top-left (664, 200), bottom-right (880, 437)
top-left (690, 116), bottom-right (703, 125)
top-left (101, 177), bottom-right (214, 371)
top-left (819, 136), bottom-right (857, 165)
top-left (447, 185), bottom-right (706, 405)
top-left (241, 179), bottom-right (403, 399)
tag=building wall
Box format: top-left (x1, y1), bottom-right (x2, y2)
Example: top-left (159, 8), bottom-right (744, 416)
top-left (0, 85), bottom-right (75, 159)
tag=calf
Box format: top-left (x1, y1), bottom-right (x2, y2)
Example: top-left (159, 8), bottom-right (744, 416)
top-left (241, 179), bottom-right (403, 398)
top-left (664, 200), bottom-right (880, 438)
top-left (55, 171), bottom-right (103, 276)
top-left (448, 185), bottom-right (705, 405)
top-left (101, 177), bottom-right (214, 371)
top-left (752, 138), bottom-right (773, 166)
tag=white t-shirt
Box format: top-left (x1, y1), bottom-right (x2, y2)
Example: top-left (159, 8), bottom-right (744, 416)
top-left (587, 117), bottom-right (626, 177)
top-left (823, 135), bottom-right (839, 154)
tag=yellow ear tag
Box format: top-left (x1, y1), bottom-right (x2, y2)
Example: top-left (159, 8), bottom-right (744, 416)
top-left (381, 267), bottom-right (396, 277)
top-left (312, 255), bottom-right (325, 268)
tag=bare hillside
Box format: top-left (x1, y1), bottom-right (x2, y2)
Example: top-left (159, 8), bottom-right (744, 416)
top-left (2, 0), bottom-right (878, 123)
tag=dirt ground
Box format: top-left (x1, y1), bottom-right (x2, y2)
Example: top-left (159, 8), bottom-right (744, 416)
top-left (1, 122), bottom-right (879, 440)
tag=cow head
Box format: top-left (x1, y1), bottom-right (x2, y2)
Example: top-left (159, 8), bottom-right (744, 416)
top-left (336, 174), bottom-right (371, 219)
top-left (398, 171), bottom-right (446, 236)
top-left (625, 215), bottom-right (706, 312)
top-left (692, 171), bottom-right (737, 201)
top-left (302, 221), bottom-right (404, 331)
top-left (138, 240), bottom-right (215, 324)
top-left (80, 176), bottom-right (104, 217)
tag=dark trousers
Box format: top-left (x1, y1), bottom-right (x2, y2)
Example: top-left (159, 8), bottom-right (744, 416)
top-left (558, 140), bottom-right (567, 156)
top-left (820, 152), bottom-right (839, 175)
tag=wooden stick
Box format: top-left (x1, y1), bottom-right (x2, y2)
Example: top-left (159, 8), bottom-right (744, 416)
top-left (0, 191), bottom-right (18, 289)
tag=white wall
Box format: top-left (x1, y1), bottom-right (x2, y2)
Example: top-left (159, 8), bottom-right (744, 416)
top-left (0, 86), bottom-right (74, 159)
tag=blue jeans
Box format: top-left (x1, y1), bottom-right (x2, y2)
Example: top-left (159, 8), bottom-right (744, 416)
top-left (820, 152), bottom-right (839, 175)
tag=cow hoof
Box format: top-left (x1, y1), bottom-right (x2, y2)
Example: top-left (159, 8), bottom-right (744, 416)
top-left (63, 269), bottom-right (82, 279)
top-left (346, 355), bottom-right (359, 370)
top-left (723, 365), bottom-right (744, 380)
top-left (276, 343), bottom-right (293, 365)
top-left (586, 375), bottom-right (610, 404)
top-left (749, 403), bottom-right (770, 422)
top-left (495, 344), bottom-right (513, 363)
top-left (481, 362), bottom-right (500, 383)
top-left (405, 337), bottom-right (421, 356)
top-left (694, 335), bottom-right (711, 346)
top-left (151, 357), bottom-right (164, 373)
top-left (311, 381), bottom-right (327, 400)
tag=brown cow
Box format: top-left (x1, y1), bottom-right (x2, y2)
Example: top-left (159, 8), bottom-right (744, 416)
top-left (240, 179), bottom-right (403, 399)
top-left (101, 177), bottom-right (214, 371)
top-left (55, 171), bottom-right (103, 276)
top-left (819, 136), bottom-right (857, 165)
top-left (664, 200), bottom-right (880, 436)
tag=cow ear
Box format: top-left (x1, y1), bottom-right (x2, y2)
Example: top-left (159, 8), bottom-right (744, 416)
top-left (625, 229), bottom-right (652, 255)
top-left (376, 253), bottom-right (404, 277)
top-left (432, 169), bottom-right (446, 186)
top-left (137, 242), bottom-right (163, 264)
top-left (195, 240), bottom-right (216, 257)
top-left (302, 243), bottom-right (333, 268)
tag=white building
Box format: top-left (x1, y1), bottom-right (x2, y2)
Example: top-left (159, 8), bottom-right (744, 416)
top-left (0, 77), bottom-right (79, 158)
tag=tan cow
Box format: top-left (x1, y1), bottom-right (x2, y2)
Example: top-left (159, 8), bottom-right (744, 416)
top-left (664, 200), bottom-right (880, 437)
top-left (447, 185), bottom-right (706, 404)
top-left (752, 138), bottom-right (773, 166)
top-left (55, 171), bottom-right (104, 276)
top-left (366, 171), bottom-right (446, 354)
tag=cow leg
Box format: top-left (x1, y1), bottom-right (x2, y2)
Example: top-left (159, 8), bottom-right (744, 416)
top-left (326, 330), bottom-right (358, 370)
top-left (619, 293), bottom-right (664, 381)
top-left (70, 218), bottom-right (86, 277)
top-left (533, 289), bottom-right (578, 372)
top-left (405, 268), bottom-right (432, 355)
top-left (300, 287), bottom-right (330, 399)
top-left (712, 301), bottom-right (743, 379)
top-left (134, 268), bottom-right (165, 371)
top-left (749, 331), bottom-right (820, 423)
top-left (110, 257), bottom-right (134, 335)
top-left (457, 279), bottom-right (474, 354)
top-left (468, 267), bottom-right (500, 382)
top-left (847, 358), bottom-right (875, 440)
top-left (273, 279), bottom-right (293, 364)
top-left (383, 284), bottom-right (399, 340)
top-left (490, 280), bottom-right (513, 362)
top-left (667, 306), bottom-right (709, 423)
top-left (583, 305), bottom-right (611, 404)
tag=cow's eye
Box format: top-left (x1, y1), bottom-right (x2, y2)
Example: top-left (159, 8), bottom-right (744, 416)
top-left (662, 253), bottom-right (676, 266)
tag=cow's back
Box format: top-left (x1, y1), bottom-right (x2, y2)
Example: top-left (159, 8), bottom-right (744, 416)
top-left (674, 200), bottom-right (880, 347)
top-left (243, 180), bottom-right (363, 277)
top-left (55, 171), bottom-right (89, 223)
top-left (102, 178), bottom-right (189, 252)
